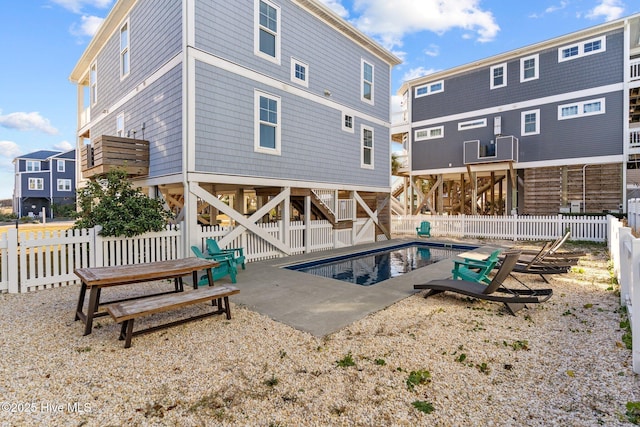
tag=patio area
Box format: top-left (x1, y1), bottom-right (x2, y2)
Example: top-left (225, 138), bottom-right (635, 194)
top-left (229, 238), bottom-right (502, 336)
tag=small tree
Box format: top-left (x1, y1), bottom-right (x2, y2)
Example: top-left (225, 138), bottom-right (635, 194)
top-left (74, 168), bottom-right (174, 237)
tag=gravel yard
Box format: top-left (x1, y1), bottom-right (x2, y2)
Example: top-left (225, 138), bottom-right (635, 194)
top-left (0, 241), bottom-right (638, 426)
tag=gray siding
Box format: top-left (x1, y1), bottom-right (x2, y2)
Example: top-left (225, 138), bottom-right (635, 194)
top-left (92, 0), bottom-right (182, 117)
top-left (412, 91), bottom-right (623, 170)
top-left (194, 61), bottom-right (389, 187)
top-left (194, 0), bottom-right (391, 121)
top-left (412, 30), bottom-right (624, 120)
top-left (90, 66), bottom-right (183, 177)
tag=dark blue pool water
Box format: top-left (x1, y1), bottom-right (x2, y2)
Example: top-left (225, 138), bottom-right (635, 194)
top-left (285, 242), bottom-right (476, 286)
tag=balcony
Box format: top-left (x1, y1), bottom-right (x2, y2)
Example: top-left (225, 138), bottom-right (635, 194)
top-left (464, 135), bottom-right (518, 165)
top-left (80, 135), bottom-right (149, 179)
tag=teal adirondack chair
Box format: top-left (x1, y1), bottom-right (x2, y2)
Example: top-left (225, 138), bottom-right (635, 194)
top-left (206, 238), bottom-right (246, 270)
top-left (416, 221), bottom-right (431, 238)
top-left (451, 249), bottom-right (501, 284)
top-left (191, 246), bottom-right (237, 284)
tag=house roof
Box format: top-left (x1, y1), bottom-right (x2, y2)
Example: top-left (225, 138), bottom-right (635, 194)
top-left (70, 0), bottom-right (401, 83)
top-left (398, 13), bottom-right (638, 95)
top-left (15, 150), bottom-right (61, 161)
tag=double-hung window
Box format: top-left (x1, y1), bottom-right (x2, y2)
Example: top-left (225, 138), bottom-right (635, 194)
top-left (361, 125), bottom-right (374, 169)
top-left (520, 54), bottom-right (538, 82)
top-left (57, 179), bottom-right (72, 191)
top-left (254, 90), bottom-right (281, 155)
top-left (362, 59), bottom-right (374, 104)
top-left (28, 178), bottom-right (43, 191)
top-left (116, 113), bottom-right (125, 137)
top-left (558, 36), bottom-right (605, 62)
top-left (57, 160), bottom-right (65, 172)
top-left (490, 63), bottom-right (507, 89)
top-left (521, 109), bottom-right (540, 136)
top-left (120, 20), bottom-right (130, 79)
top-left (558, 98), bottom-right (605, 120)
top-left (26, 161), bottom-right (41, 172)
top-left (255, 0), bottom-right (280, 63)
top-left (90, 62), bottom-right (97, 105)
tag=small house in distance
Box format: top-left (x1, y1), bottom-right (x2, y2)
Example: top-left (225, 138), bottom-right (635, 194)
top-left (69, 0), bottom-right (401, 254)
top-left (12, 149), bottom-right (77, 218)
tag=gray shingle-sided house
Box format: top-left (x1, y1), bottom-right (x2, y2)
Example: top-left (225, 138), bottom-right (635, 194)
top-left (12, 149), bottom-right (77, 218)
top-left (392, 14), bottom-right (640, 216)
top-left (69, 0), bottom-right (400, 253)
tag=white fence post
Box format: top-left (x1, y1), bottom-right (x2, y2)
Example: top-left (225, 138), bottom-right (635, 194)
top-left (7, 228), bottom-right (18, 293)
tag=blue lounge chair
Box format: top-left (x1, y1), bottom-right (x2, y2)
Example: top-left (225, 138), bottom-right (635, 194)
top-left (206, 238), bottom-right (246, 270)
top-left (416, 221), bottom-right (431, 238)
top-left (191, 246), bottom-right (237, 284)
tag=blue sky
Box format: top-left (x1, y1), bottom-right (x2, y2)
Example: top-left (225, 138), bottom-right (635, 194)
top-left (0, 0), bottom-right (636, 200)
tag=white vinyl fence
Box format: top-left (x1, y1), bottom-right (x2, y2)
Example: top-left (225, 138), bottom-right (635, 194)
top-left (392, 214), bottom-right (608, 242)
top-left (0, 219), bottom-right (375, 294)
top-left (608, 213), bottom-right (640, 373)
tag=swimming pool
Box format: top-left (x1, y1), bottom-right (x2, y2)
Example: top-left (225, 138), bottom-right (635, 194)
top-left (285, 242), bottom-right (476, 286)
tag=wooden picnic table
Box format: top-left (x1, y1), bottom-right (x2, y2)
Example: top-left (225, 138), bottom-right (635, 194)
top-left (74, 258), bottom-right (218, 336)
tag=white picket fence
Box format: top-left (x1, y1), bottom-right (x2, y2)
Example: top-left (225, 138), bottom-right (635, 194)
top-left (392, 214), bottom-right (608, 242)
top-left (608, 214), bottom-right (640, 373)
top-left (0, 219), bottom-right (374, 294)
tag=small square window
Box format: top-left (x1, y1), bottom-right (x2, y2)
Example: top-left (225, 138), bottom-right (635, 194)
top-left (290, 58), bottom-right (308, 87)
top-left (342, 113), bottom-right (354, 133)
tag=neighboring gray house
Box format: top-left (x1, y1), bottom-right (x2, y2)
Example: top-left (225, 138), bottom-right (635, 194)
top-left (69, 0), bottom-right (400, 252)
top-left (12, 149), bottom-right (77, 218)
top-left (392, 14), bottom-right (640, 216)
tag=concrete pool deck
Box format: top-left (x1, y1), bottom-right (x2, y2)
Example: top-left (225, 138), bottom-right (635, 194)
top-left (220, 238), bottom-right (506, 336)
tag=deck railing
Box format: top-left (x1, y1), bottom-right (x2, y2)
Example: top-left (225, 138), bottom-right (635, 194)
top-left (631, 58), bottom-right (640, 81)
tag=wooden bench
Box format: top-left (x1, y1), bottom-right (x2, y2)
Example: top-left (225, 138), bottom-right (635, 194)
top-left (107, 285), bottom-right (239, 348)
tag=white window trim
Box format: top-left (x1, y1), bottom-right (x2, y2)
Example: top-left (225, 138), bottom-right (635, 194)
top-left (26, 161), bottom-right (41, 172)
top-left (361, 125), bottom-right (374, 169)
top-left (57, 179), bottom-right (72, 192)
top-left (254, 0), bottom-right (281, 64)
top-left (290, 57), bottom-right (308, 87)
top-left (28, 178), bottom-right (44, 190)
top-left (458, 118), bottom-right (487, 131)
top-left (116, 112), bottom-right (125, 137)
top-left (254, 90), bottom-right (281, 155)
top-left (361, 58), bottom-right (374, 104)
top-left (342, 112), bottom-right (354, 133)
top-left (520, 54), bottom-right (539, 82)
top-left (57, 160), bottom-right (65, 172)
top-left (521, 109), bottom-right (540, 136)
top-left (120, 18), bottom-right (130, 80)
top-left (490, 63), bottom-right (507, 90)
top-left (90, 61), bottom-right (97, 106)
top-left (558, 35), bottom-right (606, 62)
top-left (415, 126), bottom-right (444, 141)
top-left (557, 97), bottom-right (605, 120)
top-left (415, 80), bottom-right (444, 98)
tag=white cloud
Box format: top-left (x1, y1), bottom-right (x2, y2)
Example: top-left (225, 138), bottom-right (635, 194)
top-left (0, 141), bottom-right (21, 159)
top-left (51, 0), bottom-right (113, 14)
top-left (401, 66), bottom-right (439, 82)
top-left (0, 111), bottom-right (58, 135)
top-left (318, 0), bottom-right (350, 18)
top-left (54, 141), bottom-right (75, 152)
top-left (70, 15), bottom-right (105, 37)
top-left (349, 0), bottom-right (500, 50)
top-left (424, 44), bottom-right (440, 57)
top-left (586, 0), bottom-right (625, 21)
